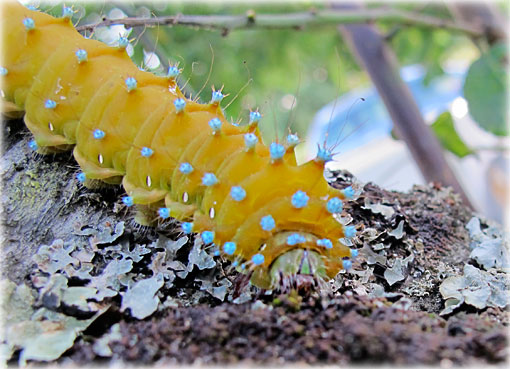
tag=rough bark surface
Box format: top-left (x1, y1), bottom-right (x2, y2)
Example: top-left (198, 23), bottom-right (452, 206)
top-left (1, 120), bottom-right (507, 366)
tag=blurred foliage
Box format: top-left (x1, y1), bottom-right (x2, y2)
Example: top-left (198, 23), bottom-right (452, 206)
top-left (463, 43), bottom-right (508, 137)
top-left (34, 1), bottom-right (500, 147)
top-left (431, 112), bottom-right (474, 158)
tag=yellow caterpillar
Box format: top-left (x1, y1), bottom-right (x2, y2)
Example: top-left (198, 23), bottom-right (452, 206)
top-left (1, 2), bottom-right (359, 288)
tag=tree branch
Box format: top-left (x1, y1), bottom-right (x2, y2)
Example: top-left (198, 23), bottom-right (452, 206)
top-left (336, 4), bottom-right (474, 209)
top-left (76, 8), bottom-right (488, 39)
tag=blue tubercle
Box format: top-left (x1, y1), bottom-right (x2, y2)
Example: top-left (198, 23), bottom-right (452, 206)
top-left (241, 263), bottom-right (246, 270)
top-left (141, 147), bottom-right (154, 157)
top-left (317, 238), bottom-right (333, 249)
top-left (23, 18), bottom-right (35, 31)
top-left (249, 111), bottom-right (261, 124)
top-left (76, 172), bottom-right (86, 183)
top-left (214, 250), bottom-right (220, 256)
top-left (118, 36), bottom-right (129, 49)
top-left (211, 90), bottom-right (224, 104)
top-left (75, 49), bottom-right (88, 64)
top-left (122, 196), bottom-right (134, 207)
top-left (223, 242), bottom-right (236, 255)
top-left (343, 186), bottom-right (355, 199)
top-left (232, 261), bottom-right (239, 267)
top-left (0, 67), bottom-right (7, 76)
top-left (230, 186), bottom-right (246, 202)
top-left (179, 162), bottom-right (193, 175)
top-left (167, 65), bottom-right (180, 78)
top-left (350, 249), bottom-right (359, 259)
top-left (62, 6), bottom-right (73, 19)
top-left (201, 231), bottom-right (215, 245)
top-left (316, 145), bottom-right (333, 162)
top-left (287, 134), bottom-right (300, 147)
top-left (344, 225), bottom-right (357, 238)
top-left (202, 173), bottom-right (218, 186)
top-left (182, 222), bottom-right (193, 234)
top-left (342, 259), bottom-right (352, 270)
top-left (158, 208), bottom-right (170, 219)
top-left (287, 233), bottom-right (306, 246)
top-left (93, 129), bottom-right (105, 140)
top-left (260, 215), bottom-right (276, 232)
top-left (326, 197), bottom-right (343, 214)
top-left (44, 99), bottom-right (57, 109)
top-left (174, 98), bottom-right (186, 113)
top-left (125, 77), bottom-right (137, 92)
top-left (252, 253), bottom-right (265, 266)
top-left (291, 190), bottom-right (309, 209)
top-left (124, 77), bottom-right (138, 92)
top-left (269, 142), bottom-right (285, 160)
top-left (244, 133), bottom-right (258, 149)
top-left (208, 118), bottom-right (222, 132)
top-left (28, 140), bottom-right (38, 151)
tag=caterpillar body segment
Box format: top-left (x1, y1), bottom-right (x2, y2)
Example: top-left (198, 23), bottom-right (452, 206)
top-left (1, 2), bottom-right (359, 289)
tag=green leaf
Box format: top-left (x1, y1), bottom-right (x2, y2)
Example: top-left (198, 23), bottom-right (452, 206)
top-left (431, 112), bottom-right (474, 158)
top-left (463, 43), bottom-right (508, 136)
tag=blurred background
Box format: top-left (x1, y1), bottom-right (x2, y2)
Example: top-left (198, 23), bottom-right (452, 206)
top-left (26, 1), bottom-right (508, 226)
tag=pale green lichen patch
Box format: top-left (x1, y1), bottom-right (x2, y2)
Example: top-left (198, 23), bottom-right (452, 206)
top-left (196, 277), bottom-right (232, 301)
top-left (388, 220), bottom-right (406, 240)
top-left (439, 264), bottom-right (510, 315)
top-left (466, 217), bottom-right (509, 270)
top-left (86, 258), bottom-right (134, 301)
top-left (0, 280), bottom-right (106, 365)
top-left (16, 307), bottom-right (106, 366)
top-left (32, 239), bottom-right (79, 274)
top-left (29, 221), bottom-right (225, 323)
top-left (92, 323), bottom-right (122, 357)
top-left (188, 237), bottom-right (216, 271)
top-left (384, 254), bottom-right (415, 286)
top-left (77, 221), bottom-right (126, 246)
top-left (120, 275), bottom-right (164, 319)
top-left (361, 198), bottom-right (395, 220)
top-left (438, 216), bottom-right (510, 315)
top-left (38, 273), bottom-right (100, 312)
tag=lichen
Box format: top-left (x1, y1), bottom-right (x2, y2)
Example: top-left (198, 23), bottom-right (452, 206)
top-left (439, 264), bottom-right (510, 315)
top-left (466, 217), bottom-right (509, 271)
top-left (120, 275), bottom-right (164, 319)
top-left (0, 280), bottom-right (106, 365)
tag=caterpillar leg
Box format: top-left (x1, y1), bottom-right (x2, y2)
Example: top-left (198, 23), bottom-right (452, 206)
top-left (73, 146), bottom-right (124, 182)
top-left (24, 116), bottom-right (70, 148)
top-left (134, 203), bottom-right (165, 226)
top-left (164, 194), bottom-right (196, 220)
top-left (1, 100), bottom-right (24, 118)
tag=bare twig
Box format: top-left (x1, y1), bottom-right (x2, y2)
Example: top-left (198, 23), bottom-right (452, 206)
top-left (76, 8), bottom-right (488, 39)
top-left (447, 2), bottom-right (507, 44)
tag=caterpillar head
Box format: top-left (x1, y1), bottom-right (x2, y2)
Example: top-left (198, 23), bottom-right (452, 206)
top-left (249, 231), bottom-right (357, 291)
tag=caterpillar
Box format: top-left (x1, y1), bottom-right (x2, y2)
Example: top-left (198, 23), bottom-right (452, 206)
top-left (1, 2), bottom-right (359, 289)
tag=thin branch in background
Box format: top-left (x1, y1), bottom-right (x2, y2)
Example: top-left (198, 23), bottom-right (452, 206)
top-left (76, 8), bottom-right (492, 40)
top-left (337, 4), bottom-right (474, 208)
